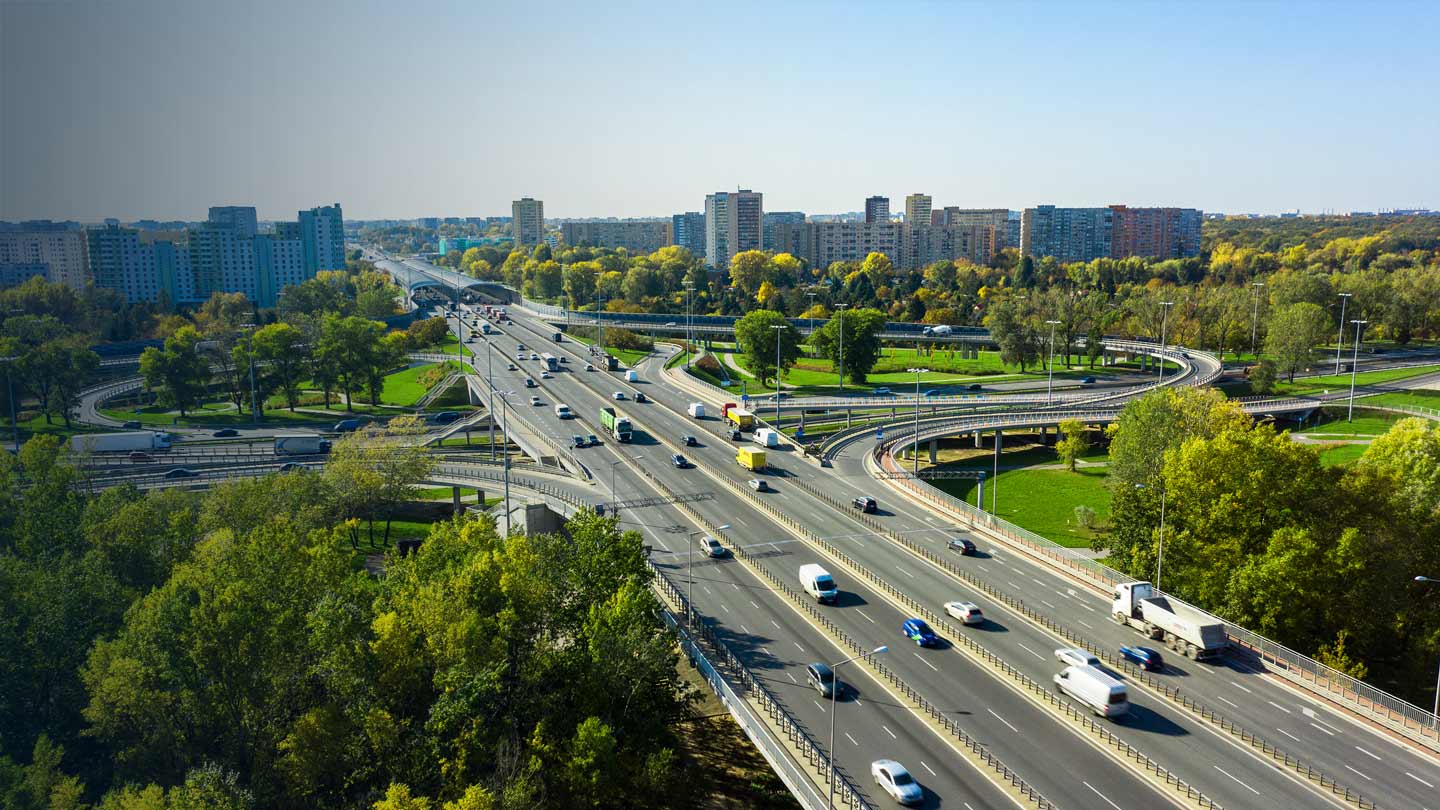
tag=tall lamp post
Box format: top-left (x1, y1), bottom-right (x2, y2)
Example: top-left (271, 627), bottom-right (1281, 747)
top-left (771, 324), bottom-right (786, 426)
top-left (1414, 575), bottom-right (1440, 726)
top-left (1044, 319), bottom-right (1061, 404)
top-left (908, 367), bottom-right (929, 474)
top-left (1250, 281), bottom-right (1265, 359)
top-left (835, 305), bottom-right (847, 395)
top-left (496, 390), bottom-right (515, 536)
top-left (683, 281), bottom-right (695, 368)
top-left (1136, 483), bottom-right (1167, 591)
top-left (1334, 293), bottom-right (1352, 375)
top-left (240, 322), bottom-right (259, 429)
top-left (1, 354), bottom-right (18, 453)
top-left (1347, 319), bottom-right (1368, 422)
top-left (827, 645), bottom-right (889, 810)
top-left (688, 524), bottom-right (730, 626)
top-left (1156, 301), bottom-right (1173, 384)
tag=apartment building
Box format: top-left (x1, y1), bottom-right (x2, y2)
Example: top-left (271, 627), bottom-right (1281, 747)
top-left (904, 194), bottom-right (932, 227)
top-left (1019, 206), bottom-right (1114, 263)
top-left (87, 223), bottom-right (160, 303)
top-left (762, 211), bottom-right (806, 252)
top-left (511, 198), bottom-right (545, 246)
top-left (1108, 205), bottom-right (1203, 259)
top-left (208, 206), bottom-right (258, 238)
top-left (864, 196), bottom-right (890, 224)
top-left (0, 223), bottom-right (89, 290)
top-left (704, 189), bottom-right (763, 269)
top-left (560, 219), bottom-right (673, 253)
top-left (298, 203), bottom-right (346, 274)
top-left (671, 212), bottom-right (705, 257)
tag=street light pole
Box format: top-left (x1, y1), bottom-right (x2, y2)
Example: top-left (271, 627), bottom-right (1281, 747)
top-left (1413, 575), bottom-right (1440, 726)
top-left (771, 324), bottom-right (785, 426)
top-left (1334, 293), bottom-right (1352, 375)
top-left (908, 367), bottom-right (928, 474)
top-left (1156, 302), bottom-right (1173, 384)
top-left (688, 524), bottom-right (730, 627)
top-left (486, 340), bottom-right (496, 460)
top-left (497, 391), bottom-right (514, 536)
top-left (836, 305), bottom-right (847, 395)
top-left (1136, 482), bottom-right (1167, 590)
top-left (827, 645), bottom-right (888, 810)
top-left (1250, 281), bottom-right (1265, 359)
top-left (1, 355), bottom-right (18, 453)
top-left (1044, 319), bottom-right (1061, 404)
top-left (684, 282), bottom-right (695, 368)
top-left (1348, 319), bottom-right (1368, 422)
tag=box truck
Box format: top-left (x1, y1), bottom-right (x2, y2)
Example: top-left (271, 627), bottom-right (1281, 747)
top-left (71, 431), bottom-right (172, 453)
top-left (736, 447), bottom-right (766, 471)
top-left (274, 434), bottom-right (331, 455)
top-left (725, 408), bottom-right (755, 430)
top-left (753, 428), bottom-right (780, 448)
top-left (687, 402), bottom-right (706, 419)
top-left (599, 407), bottom-right (632, 442)
top-left (1054, 665), bottom-right (1129, 718)
top-left (1112, 581), bottom-right (1229, 660)
top-left (799, 564), bottom-right (838, 604)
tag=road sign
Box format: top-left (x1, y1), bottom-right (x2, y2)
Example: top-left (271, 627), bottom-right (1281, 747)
top-left (741, 393), bottom-right (749, 402)
top-left (876, 429), bottom-right (884, 441)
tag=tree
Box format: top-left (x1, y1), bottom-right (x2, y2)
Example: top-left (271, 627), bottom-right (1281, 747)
top-left (1263, 302), bottom-right (1330, 381)
top-left (322, 416), bottom-right (433, 548)
top-left (728, 251), bottom-right (773, 297)
top-left (251, 323), bottom-right (309, 412)
top-left (138, 326), bottom-right (210, 417)
top-left (806, 308), bottom-right (886, 385)
top-left (1248, 358), bottom-right (1277, 394)
top-left (1054, 419), bottom-right (1088, 472)
top-left (733, 310), bottom-right (801, 387)
top-left (1357, 417), bottom-right (1440, 513)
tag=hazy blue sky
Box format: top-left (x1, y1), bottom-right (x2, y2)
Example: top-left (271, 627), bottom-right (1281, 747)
top-left (3, 1), bottom-right (1437, 221)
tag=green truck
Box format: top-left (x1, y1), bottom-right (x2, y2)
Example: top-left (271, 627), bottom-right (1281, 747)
top-left (599, 407), bottom-right (632, 442)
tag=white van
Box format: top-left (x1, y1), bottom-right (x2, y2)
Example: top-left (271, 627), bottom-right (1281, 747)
top-left (1053, 665), bottom-right (1129, 719)
top-left (687, 402), bottom-right (706, 419)
top-left (753, 428), bottom-right (780, 448)
top-left (554, 404), bottom-right (573, 419)
top-left (625, 369), bottom-right (639, 382)
top-left (799, 564), bottom-right (838, 604)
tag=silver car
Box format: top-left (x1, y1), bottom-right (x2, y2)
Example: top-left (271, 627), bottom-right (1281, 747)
top-left (871, 760), bottom-right (922, 806)
top-left (1055, 647), bottom-right (1101, 668)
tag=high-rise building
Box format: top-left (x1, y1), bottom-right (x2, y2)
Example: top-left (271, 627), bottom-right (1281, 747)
top-left (87, 224), bottom-right (159, 302)
top-left (150, 239), bottom-right (194, 304)
top-left (254, 234), bottom-right (306, 307)
top-left (0, 263), bottom-right (46, 288)
top-left (904, 194), bottom-right (932, 227)
top-left (672, 212), bottom-right (705, 258)
top-left (298, 203), bottom-right (346, 275)
top-left (762, 211), bottom-right (806, 252)
top-left (1019, 206), bottom-right (1114, 263)
top-left (933, 208), bottom-right (1014, 263)
top-left (188, 223), bottom-right (257, 300)
top-left (560, 220), bottom-right (673, 253)
top-left (864, 196), bottom-right (890, 224)
top-left (768, 221), bottom-right (813, 260)
top-left (208, 206), bottom-right (258, 238)
top-left (1108, 206), bottom-right (1203, 259)
top-left (704, 189), bottom-right (763, 269)
top-left (811, 221), bottom-right (902, 269)
top-left (512, 198), bottom-right (545, 246)
top-left (0, 223), bottom-right (89, 290)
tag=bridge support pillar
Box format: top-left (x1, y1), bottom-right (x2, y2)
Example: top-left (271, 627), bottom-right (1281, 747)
top-left (929, 440), bottom-right (938, 463)
top-left (452, 486), bottom-right (463, 516)
top-left (974, 430), bottom-right (983, 448)
top-left (846, 408), bottom-right (852, 428)
top-left (475, 488), bottom-right (485, 507)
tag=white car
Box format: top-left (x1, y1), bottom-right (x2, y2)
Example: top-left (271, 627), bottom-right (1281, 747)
top-left (541, 371), bottom-right (552, 379)
top-left (749, 478), bottom-right (769, 492)
top-left (702, 536), bottom-right (726, 558)
top-left (529, 395), bottom-right (541, 406)
top-left (1055, 647), bottom-right (1101, 668)
top-left (530, 352), bottom-right (539, 360)
top-left (871, 760), bottom-right (922, 806)
top-left (944, 601), bottom-right (984, 625)
top-left (612, 392), bottom-right (625, 400)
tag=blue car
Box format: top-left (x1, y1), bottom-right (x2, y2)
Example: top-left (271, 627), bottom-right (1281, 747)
top-left (902, 618), bottom-right (938, 647)
top-left (1120, 645), bottom-right (1164, 671)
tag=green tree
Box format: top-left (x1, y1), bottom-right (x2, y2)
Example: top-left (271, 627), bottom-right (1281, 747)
top-left (1054, 419), bottom-right (1088, 472)
top-left (1248, 358), bottom-right (1277, 394)
top-left (806, 308), bottom-right (886, 385)
top-left (728, 251), bottom-right (774, 297)
top-left (733, 310), bottom-right (801, 386)
top-left (322, 416), bottom-right (433, 548)
top-left (1263, 301), bottom-right (1330, 382)
top-left (251, 322), bottom-right (310, 412)
top-left (138, 326), bottom-right (210, 417)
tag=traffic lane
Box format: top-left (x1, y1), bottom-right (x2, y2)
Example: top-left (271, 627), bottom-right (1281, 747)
top-left (822, 446), bottom-right (1440, 803)
top-left (600, 461), bottom-right (1013, 809)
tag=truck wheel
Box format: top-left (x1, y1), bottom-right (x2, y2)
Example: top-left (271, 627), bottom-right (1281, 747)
top-left (1112, 612), bottom-right (1126, 624)
top-left (1185, 642), bottom-right (1198, 659)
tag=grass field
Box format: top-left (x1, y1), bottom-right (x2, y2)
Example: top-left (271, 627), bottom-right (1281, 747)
top-left (1295, 414), bottom-right (1405, 437)
top-left (564, 331), bottom-right (652, 367)
top-left (1315, 444), bottom-right (1368, 467)
top-left (380, 361), bottom-right (463, 407)
top-left (932, 465), bottom-right (1112, 547)
top-left (1355, 390), bottom-right (1440, 411)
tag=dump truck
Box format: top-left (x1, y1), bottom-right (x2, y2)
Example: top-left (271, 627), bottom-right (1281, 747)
top-left (726, 408), bottom-right (755, 430)
top-left (274, 434), bottom-right (331, 455)
top-left (599, 407), bottom-right (632, 442)
top-left (736, 446), bottom-right (766, 471)
top-left (1112, 581), bottom-right (1229, 660)
top-left (71, 431), bottom-right (172, 453)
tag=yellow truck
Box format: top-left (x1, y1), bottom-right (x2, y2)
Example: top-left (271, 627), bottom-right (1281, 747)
top-left (736, 447), bottom-right (766, 471)
top-left (726, 407), bottom-right (755, 430)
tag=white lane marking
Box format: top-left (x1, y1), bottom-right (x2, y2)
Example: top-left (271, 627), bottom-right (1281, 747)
top-left (1303, 712), bottom-right (1343, 735)
top-left (845, 732), bottom-right (860, 746)
top-left (762, 646), bottom-right (773, 657)
top-left (1078, 620), bottom-right (1094, 630)
top-left (719, 602), bottom-right (730, 612)
top-left (785, 672), bottom-right (797, 683)
top-left (1309, 722), bottom-right (1335, 736)
top-left (1345, 765), bottom-right (1373, 781)
top-left (703, 585), bottom-right (712, 595)
top-left (913, 652), bottom-right (939, 672)
top-left (1075, 603), bottom-right (1095, 612)
top-left (1276, 727), bottom-right (1302, 743)
top-left (1083, 782), bottom-right (1124, 810)
top-left (976, 564), bottom-right (989, 572)
top-left (1008, 581), bottom-right (1022, 589)
top-left (1353, 745), bottom-right (1381, 761)
top-left (986, 708), bottom-right (1020, 733)
top-left (855, 609), bottom-right (876, 624)
top-left (793, 641), bottom-right (804, 652)
top-left (750, 601), bottom-right (760, 610)
top-left (1406, 771), bottom-right (1435, 788)
top-left (1054, 590), bottom-right (1073, 601)
top-left (814, 700), bottom-right (827, 713)
top-left (740, 624), bottom-right (750, 635)
top-left (1218, 696), bottom-right (1242, 709)
top-left (1266, 700), bottom-right (1292, 714)
top-left (1041, 599), bottom-right (1057, 609)
top-left (1230, 679), bottom-right (1253, 693)
top-left (883, 724), bottom-right (897, 739)
top-left (770, 621), bottom-right (780, 630)
top-left (1213, 765), bottom-right (1261, 795)
top-left (1031, 578), bottom-right (1046, 586)
top-left (1016, 642), bottom-right (1045, 661)
top-left (733, 583), bottom-right (741, 591)
top-left (853, 698), bottom-right (863, 706)
top-left (921, 761), bottom-right (937, 776)
top-left (895, 565), bottom-right (915, 579)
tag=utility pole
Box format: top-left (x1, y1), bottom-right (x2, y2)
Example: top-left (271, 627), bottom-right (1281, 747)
top-left (771, 324), bottom-right (785, 426)
top-left (1044, 319), bottom-right (1061, 404)
top-left (1156, 302), bottom-right (1173, 384)
top-left (1, 355), bottom-right (18, 453)
top-left (836, 305), bottom-right (847, 394)
top-left (1347, 320), bottom-right (1367, 422)
top-left (1334, 293), bottom-right (1352, 375)
top-left (1250, 281), bottom-right (1265, 359)
top-left (909, 366), bottom-right (929, 474)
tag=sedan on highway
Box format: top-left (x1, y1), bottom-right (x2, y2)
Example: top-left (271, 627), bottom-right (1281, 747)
top-left (681, 435), bottom-right (698, 447)
top-left (612, 392), bottom-right (625, 400)
top-left (529, 396), bottom-right (541, 406)
top-left (122, 420), bottom-right (143, 429)
top-left (1055, 647), bottom-right (1101, 668)
top-left (670, 453), bottom-right (690, 468)
top-left (572, 435), bottom-right (586, 449)
top-left (946, 537), bottom-right (977, 555)
top-left (944, 601), bottom-right (984, 625)
top-left (702, 536), bottom-right (726, 558)
top-left (212, 428), bottom-right (239, 438)
top-left (748, 478), bottom-right (769, 492)
top-left (871, 760), bottom-right (923, 806)
top-left (163, 467), bottom-right (198, 479)
top-left (901, 618), bottom-right (938, 647)
top-left (634, 392), bottom-right (648, 403)
top-left (280, 462), bottom-right (307, 472)
top-left (1120, 645), bottom-right (1164, 671)
top-left (586, 434), bottom-right (600, 447)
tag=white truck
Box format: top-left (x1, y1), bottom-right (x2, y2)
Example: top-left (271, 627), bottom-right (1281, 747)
top-left (1054, 665), bottom-right (1129, 719)
top-left (1112, 581), bottom-right (1229, 660)
top-left (799, 563), bottom-right (839, 604)
top-left (625, 369), bottom-right (640, 383)
top-left (922, 324), bottom-right (953, 336)
top-left (687, 402), bottom-right (706, 419)
top-left (71, 431), bottom-right (172, 454)
top-left (274, 434), bottom-right (332, 455)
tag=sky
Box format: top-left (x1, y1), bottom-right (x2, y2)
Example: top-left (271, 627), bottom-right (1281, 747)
top-left (2, 0), bottom-right (1438, 222)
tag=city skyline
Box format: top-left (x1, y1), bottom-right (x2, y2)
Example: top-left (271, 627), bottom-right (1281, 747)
top-left (2, 1), bottom-right (1437, 221)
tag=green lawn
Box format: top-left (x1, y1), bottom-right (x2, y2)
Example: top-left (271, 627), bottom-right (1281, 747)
top-left (1295, 414), bottom-right (1405, 437)
top-left (1285, 363), bottom-right (1440, 392)
top-left (101, 400), bottom-right (391, 428)
top-left (1316, 444), bottom-right (1368, 467)
top-left (564, 331), bottom-right (652, 367)
top-left (3, 412), bottom-right (108, 443)
top-left (419, 334), bottom-right (474, 357)
top-left (1358, 390), bottom-right (1440, 411)
top-left (381, 361), bottom-right (463, 407)
top-left (932, 466), bottom-right (1112, 548)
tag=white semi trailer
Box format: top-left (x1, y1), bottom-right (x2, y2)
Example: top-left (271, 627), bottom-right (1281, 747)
top-left (71, 431), bottom-right (172, 453)
top-left (1112, 581), bottom-right (1229, 660)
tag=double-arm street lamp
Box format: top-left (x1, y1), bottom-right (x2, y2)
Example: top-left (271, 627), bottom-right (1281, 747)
top-left (1156, 302), bottom-right (1173, 384)
top-left (908, 367), bottom-right (929, 474)
top-left (1347, 319), bottom-right (1368, 422)
top-left (827, 645), bottom-right (889, 810)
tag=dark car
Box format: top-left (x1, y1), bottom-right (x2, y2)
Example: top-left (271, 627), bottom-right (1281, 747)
top-left (966, 383), bottom-right (983, 391)
top-left (572, 435), bottom-right (587, 449)
top-left (212, 428), bottom-right (239, 438)
top-left (922, 389), bottom-right (941, 397)
top-left (128, 451), bottom-right (152, 463)
top-left (1120, 645), bottom-right (1165, 671)
top-left (729, 428), bottom-right (743, 441)
top-left (670, 453), bottom-right (690, 468)
top-left (902, 618), bottom-right (938, 647)
top-left (163, 467), bottom-right (198, 479)
top-left (122, 420), bottom-right (143, 429)
top-left (1080, 376), bottom-right (1097, 384)
top-left (947, 537), bottom-right (977, 555)
top-left (280, 462), bottom-right (307, 472)
top-left (682, 435), bottom-right (698, 447)
top-left (586, 434), bottom-right (600, 447)
top-left (634, 392), bottom-right (648, 403)
top-left (430, 411), bottom-right (460, 425)
top-left (853, 495), bottom-right (877, 513)
top-left (334, 419), bottom-right (363, 432)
